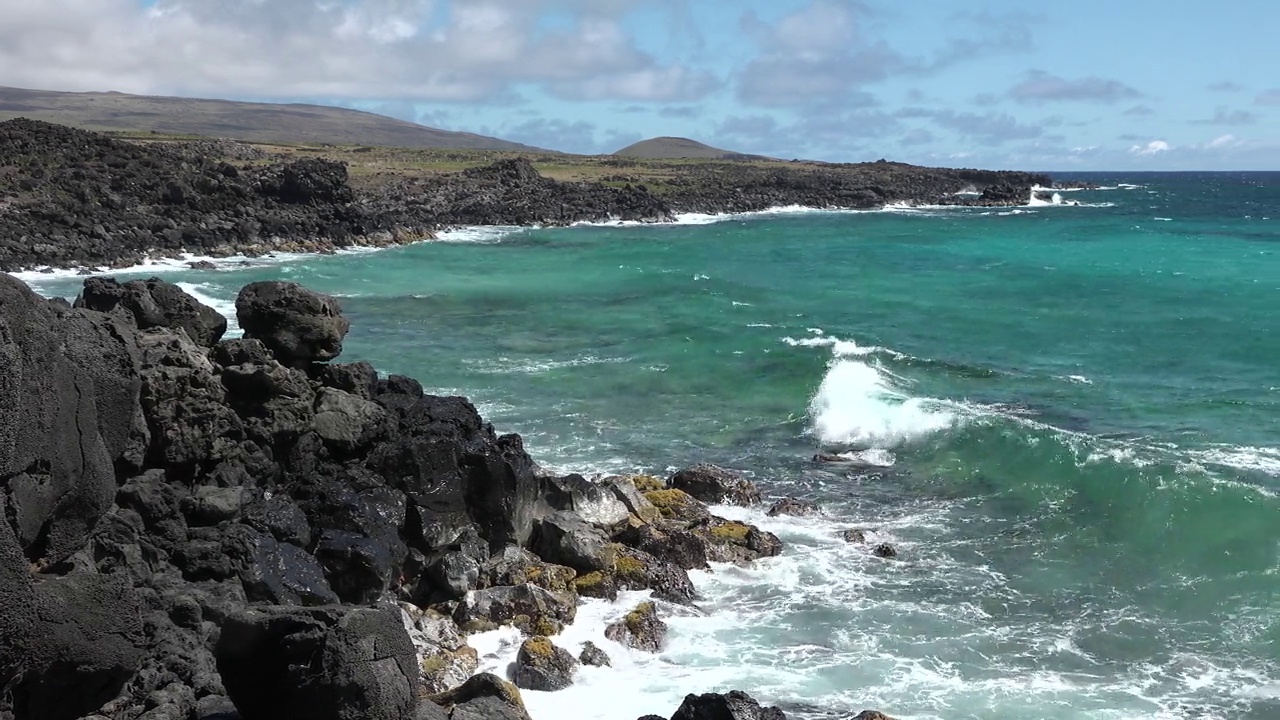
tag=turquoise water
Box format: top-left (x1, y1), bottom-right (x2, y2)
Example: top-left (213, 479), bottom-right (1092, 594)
top-left (25, 172), bottom-right (1280, 719)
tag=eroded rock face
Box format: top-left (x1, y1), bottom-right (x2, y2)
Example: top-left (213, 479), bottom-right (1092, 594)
top-left (216, 606), bottom-right (419, 720)
top-left (236, 281), bottom-right (351, 365)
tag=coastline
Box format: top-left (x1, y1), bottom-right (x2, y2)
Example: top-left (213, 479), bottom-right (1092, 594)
top-left (0, 270), bottom-right (888, 720)
top-left (1, 117), bottom-right (1052, 275)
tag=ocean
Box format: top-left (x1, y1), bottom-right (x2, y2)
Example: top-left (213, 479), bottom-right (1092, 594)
top-left (22, 172), bottom-right (1280, 719)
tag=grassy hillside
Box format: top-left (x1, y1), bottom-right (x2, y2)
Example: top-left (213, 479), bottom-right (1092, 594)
top-left (614, 136), bottom-right (767, 160)
top-left (0, 85), bottom-right (545, 151)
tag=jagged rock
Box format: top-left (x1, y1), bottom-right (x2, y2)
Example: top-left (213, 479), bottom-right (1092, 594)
top-left (314, 529), bottom-right (400, 604)
top-left (615, 521), bottom-right (709, 571)
top-left (181, 485), bottom-right (246, 526)
top-left (75, 276), bottom-right (227, 346)
top-left (669, 691), bottom-right (787, 720)
top-left (313, 387), bottom-right (389, 451)
top-left (482, 546), bottom-right (576, 593)
top-left (430, 673), bottom-right (532, 720)
top-left (216, 605), bottom-right (419, 720)
top-left (243, 495), bottom-right (312, 547)
top-left (669, 464), bottom-right (761, 506)
top-left (512, 636), bottom-right (578, 692)
top-left (137, 327), bottom-right (244, 466)
top-left (312, 360), bottom-right (380, 399)
top-left (643, 488), bottom-right (712, 524)
top-left (766, 497), bottom-right (820, 517)
top-left (400, 603), bottom-right (479, 696)
top-left (456, 583), bottom-right (577, 636)
top-left (544, 474), bottom-right (632, 527)
top-left (235, 281), bottom-right (350, 365)
top-left (579, 641), bottom-right (611, 667)
top-left (694, 518), bottom-right (783, 565)
top-left (531, 511), bottom-right (615, 574)
top-left (231, 528), bottom-right (340, 605)
top-left (604, 601), bottom-right (667, 652)
top-left (850, 712), bottom-right (895, 720)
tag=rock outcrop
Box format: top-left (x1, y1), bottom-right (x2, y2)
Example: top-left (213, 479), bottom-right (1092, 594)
top-left (0, 271), bottom-right (887, 720)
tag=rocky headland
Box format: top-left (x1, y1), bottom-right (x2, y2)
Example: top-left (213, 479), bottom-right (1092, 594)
top-left (0, 272), bottom-right (892, 720)
top-left (0, 118), bottom-right (1052, 273)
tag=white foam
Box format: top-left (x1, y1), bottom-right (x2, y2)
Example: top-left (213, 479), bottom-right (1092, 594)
top-left (463, 355), bottom-right (632, 376)
top-left (808, 359), bottom-right (958, 447)
top-left (1193, 445), bottom-right (1280, 476)
top-left (434, 225), bottom-right (525, 243)
top-left (175, 282), bottom-right (242, 337)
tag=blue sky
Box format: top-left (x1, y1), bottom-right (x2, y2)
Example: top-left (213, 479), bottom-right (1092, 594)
top-left (2, 0), bottom-right (1277, 169)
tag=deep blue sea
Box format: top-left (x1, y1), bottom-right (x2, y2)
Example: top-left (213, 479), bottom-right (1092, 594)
top-left (24, 172), bottom-right (1280, 719)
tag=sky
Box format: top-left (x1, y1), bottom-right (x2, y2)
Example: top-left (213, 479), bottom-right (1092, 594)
top-left (1, 0), bottom-right (1277, 170)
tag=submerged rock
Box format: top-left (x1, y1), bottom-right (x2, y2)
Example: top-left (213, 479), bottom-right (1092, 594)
top-left (579, 641), bottom-right (612, 667)
top-left (872, 543), bottom-right (898, 559)
top-left (840, 529), bottom-right (868, 544)
top-left (766, 497), bottom-right (820, 517)
top-left (604, 601), bottom-right (667, 652)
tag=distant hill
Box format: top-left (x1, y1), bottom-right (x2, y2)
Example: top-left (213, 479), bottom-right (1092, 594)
top-left (613, 136), bottom-right (768, 160)
top-left (0, 85), bottom-right (545, 151)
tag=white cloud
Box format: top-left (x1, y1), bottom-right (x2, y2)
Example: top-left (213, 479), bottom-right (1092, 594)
top-left (1207, 134), bottom-right (1240, 149)
top-left (0, 0), bottom-right (717, 103)
top-left (1129, 140), bottom-right (1170, 156)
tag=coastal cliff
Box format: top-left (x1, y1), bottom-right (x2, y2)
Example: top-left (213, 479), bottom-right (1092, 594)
top-left (0, 273), bottom-right (889, 720)
top-left (0, 118), bottom-right (1050, 273)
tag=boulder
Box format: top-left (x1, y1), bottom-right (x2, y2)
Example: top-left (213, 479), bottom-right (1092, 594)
top-left (766, 497), bottom-right (820, 517)
top-left (430, 673), bottom-right (531, 720)
top-left (544, 474), bottom-right (632, 527)
top-left (456, 583), bottom-right (577, 636)
top-left (694, 518), bottom-right (783, 565)
top-left (235, 281), bottom-right (350, 365)
top-left (614, 522), bottom-right (709, 571)
top-left (400, 603), bottom-right (478, 695)
top-left (669, 691), bottom-right (787, 720)
top-left (604, 601), bottom-right (667, 653)
top-left (851, 712), bottom-right (895, 720)
top-left (511, 636), bottom-right (578, 692)
top-left (216, 605), bottom-right (419, 720)
top-left (531, 511), bottom-right (615, 574)
top-left (75, 276), bottom-right (227, 346)
top-left (482, 546), bottom-right (576, 593)
top-left (643, 489), bottom-right (711, 524)
top-left (314, 529), bottom-right (400, 604)
top-left (313, 387), bottom-right (389, 451)
top-left (579, 641), bottom-right (611, 668)
top-left (232, 528), bottom-right (340, 606)
top-left (669, 464), bottom-right (761, 506)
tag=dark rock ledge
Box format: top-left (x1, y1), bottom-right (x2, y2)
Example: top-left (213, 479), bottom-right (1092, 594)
top-left (0, 272), bottom-right (891, 720)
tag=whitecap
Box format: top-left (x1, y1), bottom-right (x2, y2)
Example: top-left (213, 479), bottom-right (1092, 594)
top-left (807, 359), bottom-right (958, 447)
top-left (175, 282), bottom-right (242, 337)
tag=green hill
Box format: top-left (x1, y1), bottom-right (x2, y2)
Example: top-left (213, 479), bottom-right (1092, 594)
top-left (0, 85), bottom-right (544, 151)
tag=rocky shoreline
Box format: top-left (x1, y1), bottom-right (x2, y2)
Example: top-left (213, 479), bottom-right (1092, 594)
top-left (1, 118), bottom-right (1053, 273)
top-left (0, 272), bottom-right (892, 720)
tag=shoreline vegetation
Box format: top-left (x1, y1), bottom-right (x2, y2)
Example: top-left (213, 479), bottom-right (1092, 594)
top-left (0, 273), bottom-right (894, 720)
top-left (0, 117), bottom-right (1059, 274)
